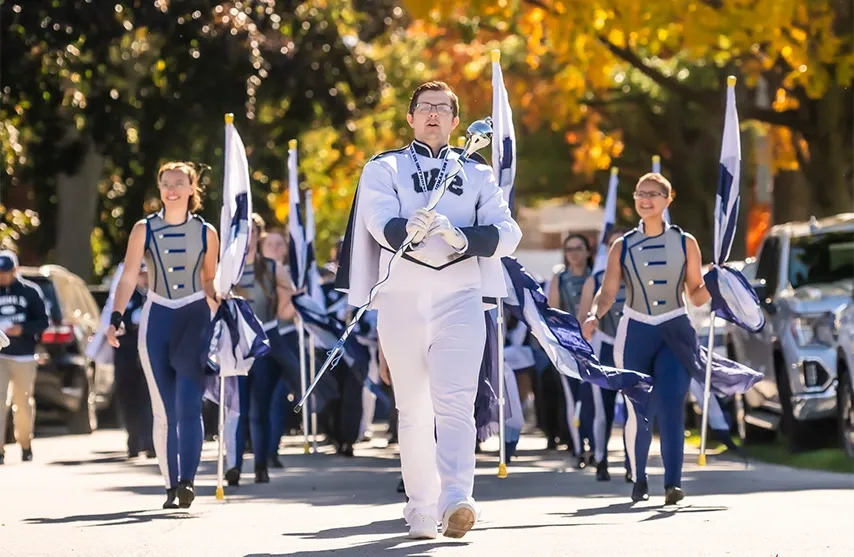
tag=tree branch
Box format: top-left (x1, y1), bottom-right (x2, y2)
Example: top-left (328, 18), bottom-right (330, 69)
top-left (742, 105), bottom-right (807, 131)
top-left (597, 36), bottom-right (714, 105)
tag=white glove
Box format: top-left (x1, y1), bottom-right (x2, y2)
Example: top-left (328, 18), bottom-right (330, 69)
top-left (405, 208), bottom-right (433, 245)
top-left (427, 213), bottom-right (467, 252)
top-left (0, 329), bottom-right (9, 350)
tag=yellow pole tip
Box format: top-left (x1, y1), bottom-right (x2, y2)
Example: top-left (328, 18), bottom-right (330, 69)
top-left (727, 75), bottom-right (737, 87)
top-left (215, 487), bottom-right (225, 500)
top-left (303, 442), bottom-right (310, 454)
top-left (224, 113), bottom-right (234, 124)
top-left (697, 454), bottom-right (707, 466)
top-left (498, 463), bottom-right (508, 478)
top-left (652, 155), bottom-right (661, 163)
top-left (457, 136), bottom-right (466, 147)
top-left (610, 167), bottom-right (619, 176)
top-left (491, 49), bottom-right (501, 63)
top-left (289, 139), bottom-right (297, 150)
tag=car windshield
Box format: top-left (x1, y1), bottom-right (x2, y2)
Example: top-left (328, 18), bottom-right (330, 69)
top-left (23, 275), bottom-right (62, 324)
top-left (788, 230), bottom-right (854, 289)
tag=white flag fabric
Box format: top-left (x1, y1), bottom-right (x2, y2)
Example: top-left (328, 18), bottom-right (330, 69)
top-left (287, 145), bottom-right (307, 290)
top-left (304, 189), bottom-right (326, 311)
top-left (593, 169), bottom-right (618, 274)
top-left (491, 57), bottom-right (517, 209)
top-left (207, 118), bottom-right (268, 379)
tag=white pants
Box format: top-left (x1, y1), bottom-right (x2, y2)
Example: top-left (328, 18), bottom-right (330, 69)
top-left (377, 287), bottom-right (485, 524)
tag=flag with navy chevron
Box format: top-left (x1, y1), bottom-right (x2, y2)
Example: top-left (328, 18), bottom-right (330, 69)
top-left (491, 54), bottom-right (517, 211)
top-left (204, 117), bottom-right (270, 413)
top-left (704, 78), bottom-right (765, 333)
top-left (652, 156), bottom-right (672, 225)
top-left (593, 168), bottom-right (618, 274)
top-left (287, 143), bottom-right (307, 290)
top-left (303, 189), bottom-right (326, 311)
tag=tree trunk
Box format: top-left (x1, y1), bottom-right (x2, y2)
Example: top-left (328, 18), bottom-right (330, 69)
top-left (55, 139), bottom-right (104, 281)
top-left (773, 171), bottom-right (813, 224)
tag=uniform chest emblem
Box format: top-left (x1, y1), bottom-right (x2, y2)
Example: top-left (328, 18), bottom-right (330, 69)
top-left (411, 170), bottom-right (464, 196)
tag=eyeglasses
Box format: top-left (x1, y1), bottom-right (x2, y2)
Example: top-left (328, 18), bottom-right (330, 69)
top-left (633, 191), bottom-right (669, 200)
top-left (413, 102), bottom-right (454, 115)
top-left (159, 182), bottom-right (190, 191)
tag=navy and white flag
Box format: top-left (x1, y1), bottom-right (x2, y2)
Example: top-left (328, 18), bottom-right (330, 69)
top-left (491, 52), bottom-right (517, 211)
top-left (207, 117), bottom-right (269, 381)
top-left (652, 155), bottom-right (672, 225)
top-left (593, 167), bottom-right (618, 274)
top-left (501, 258), bottom-right (653, 414)
top-left (304, 189), bottom-right (326, 311)
top-left (704, 78), bottom-right (765, 333)
top-left (287, 141), bottom-right (307, 290)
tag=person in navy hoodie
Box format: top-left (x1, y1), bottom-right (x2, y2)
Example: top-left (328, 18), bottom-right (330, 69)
top-left (0, 250), bottom-right (49, 465)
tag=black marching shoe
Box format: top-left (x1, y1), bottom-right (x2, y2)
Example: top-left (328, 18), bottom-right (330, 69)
top-left (0, 453), bottom-right (5, 465)
top-left (270, 454), bottom-right (284, 469)
top-left (664, 486), bottom-right (685, 505)
top-left (546, 438), bottom-right (558, 451)
top-left (22, 448), bottom-right (33, 462)
top-left (163, 488), bottom-right (179, 509)
top-left (177, 481), bottom-right (195, 509)
top-left (225, 467), bottom-right (241, 487)
top-left (631, 479), bottom-right (649, 502)
top-left (625, 469), bottom-right (633, 483)
top-left (255, 466), bottom-right (270, 484)
top-left (337, 443), bottom-right (354, 457)
top-left (575, 455), bottom-right (587, 469)
top-left (595, 460), bottom-right (611, 482)
top-left (396, 477), bottom-right (406, 494)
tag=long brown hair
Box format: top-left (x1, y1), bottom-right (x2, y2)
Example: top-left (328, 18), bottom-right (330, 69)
top-left (251, 213), bottom-right (276, 306)
top-left (156, 161), bottom-right (205, 213)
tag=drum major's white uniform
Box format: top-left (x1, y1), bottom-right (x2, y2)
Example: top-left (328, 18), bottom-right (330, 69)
top-left (337, 139), bottom-right (522, 526)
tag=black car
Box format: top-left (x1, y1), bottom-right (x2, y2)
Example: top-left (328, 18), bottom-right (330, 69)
top-left (15, 265), bottom-right (115, 434)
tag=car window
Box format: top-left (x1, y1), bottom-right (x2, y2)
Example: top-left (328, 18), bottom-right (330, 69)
top-left (21, 275), bottom-right (62, 323)
top-left (755, 237), bottom-right (780, 293)
top-left (788, 230), bottom-right (854, 289)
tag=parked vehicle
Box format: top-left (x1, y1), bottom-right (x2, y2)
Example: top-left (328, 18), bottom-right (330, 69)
top-left (833, 299), bottom-right (854, 457)
top-left (725, 213), bottom-right (854, 451)
top-left (17, 265), bottom-right (115, 434)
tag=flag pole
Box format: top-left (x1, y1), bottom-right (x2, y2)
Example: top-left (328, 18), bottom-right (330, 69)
top-left (308, 331), bottom-right (318, 453)
top-left (215, 112), bottom-right (235, 502)
top-left (297, 314), bottom-right (309, 455)
top-left (699, 74), bottom-right (739, 466)
top-left (698, 311), bottom-right (717, 466)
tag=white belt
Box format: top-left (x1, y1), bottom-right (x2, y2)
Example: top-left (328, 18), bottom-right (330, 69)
top-left (146, 289), bottom-right (206, 309)
top-left (621, 305), bottom-right (687, 326)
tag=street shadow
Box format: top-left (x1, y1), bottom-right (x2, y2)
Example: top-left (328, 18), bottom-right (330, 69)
top-left (247, 538), bottom-right (467, 557)
top-left (549, 500), bottom-right (729, 522)
top-left (22, 509), bottom-right (198, 528)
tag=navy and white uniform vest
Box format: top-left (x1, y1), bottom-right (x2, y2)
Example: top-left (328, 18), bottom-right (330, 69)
top-left (620, 224), bottom-right (687, 317)
top-left (238, 258), bottom-right (278, 325)
top-left (144, 211), bottom-right (208, 299)
top-left (593, 270), bottom-right (625, 341)
top-left (556, 267), bottom-right (590, 318)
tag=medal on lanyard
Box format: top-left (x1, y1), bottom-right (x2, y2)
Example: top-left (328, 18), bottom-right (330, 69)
top-left (409, 144), bottom-right (452, 199)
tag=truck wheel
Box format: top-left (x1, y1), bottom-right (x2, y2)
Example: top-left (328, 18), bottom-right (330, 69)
top-left (68, 370), bottom-right (98, 435)
top-left (837, 364), bottom-right (854, 458)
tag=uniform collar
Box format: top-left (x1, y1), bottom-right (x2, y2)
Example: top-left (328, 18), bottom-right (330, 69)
top-left (411, 139), bottom-right (451, 159)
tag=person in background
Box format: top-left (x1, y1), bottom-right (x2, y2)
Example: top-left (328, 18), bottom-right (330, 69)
top-left (545, 234), bottom-right (594, 464)
top-left (0, 250), bottom-right (49, 465)
top-left (261, 227), bottom-right (301, 468)
top-left (114, 262), bottom-right (155, 460)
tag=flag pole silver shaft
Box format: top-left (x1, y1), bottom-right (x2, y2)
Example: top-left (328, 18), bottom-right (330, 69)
top-left (297, 316), bottom-right (310, 454)
top-left (698, 311), bottom-right (716, 466)
top-left (497, 302), bottom-right (508, 478)
top-left (295, 125), bottom-right (493, 412)
top-left (308, 332), bottom-right (318, 453)
top-left (215, 376), bottom-right (226, 500)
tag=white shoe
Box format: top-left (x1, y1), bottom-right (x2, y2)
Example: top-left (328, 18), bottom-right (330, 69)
top-left (408, 513), bottom-right (438, 540)
top-left (441, 501), bottom-right (476, 539)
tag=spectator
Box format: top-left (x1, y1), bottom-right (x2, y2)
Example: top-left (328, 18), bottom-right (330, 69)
top-left (0, 250), bottom-right (49, 465)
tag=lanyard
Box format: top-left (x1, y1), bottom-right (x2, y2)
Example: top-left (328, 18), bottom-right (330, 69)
top-left (409, 143), bottom-right (452, 198)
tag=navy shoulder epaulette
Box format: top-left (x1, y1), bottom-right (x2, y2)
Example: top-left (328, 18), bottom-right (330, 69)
top-left (368, 146), bottom-right (408, 162)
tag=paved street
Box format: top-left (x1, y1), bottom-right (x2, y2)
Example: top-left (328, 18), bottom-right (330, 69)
top-left (1, 429), bottom-right (852, 557)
